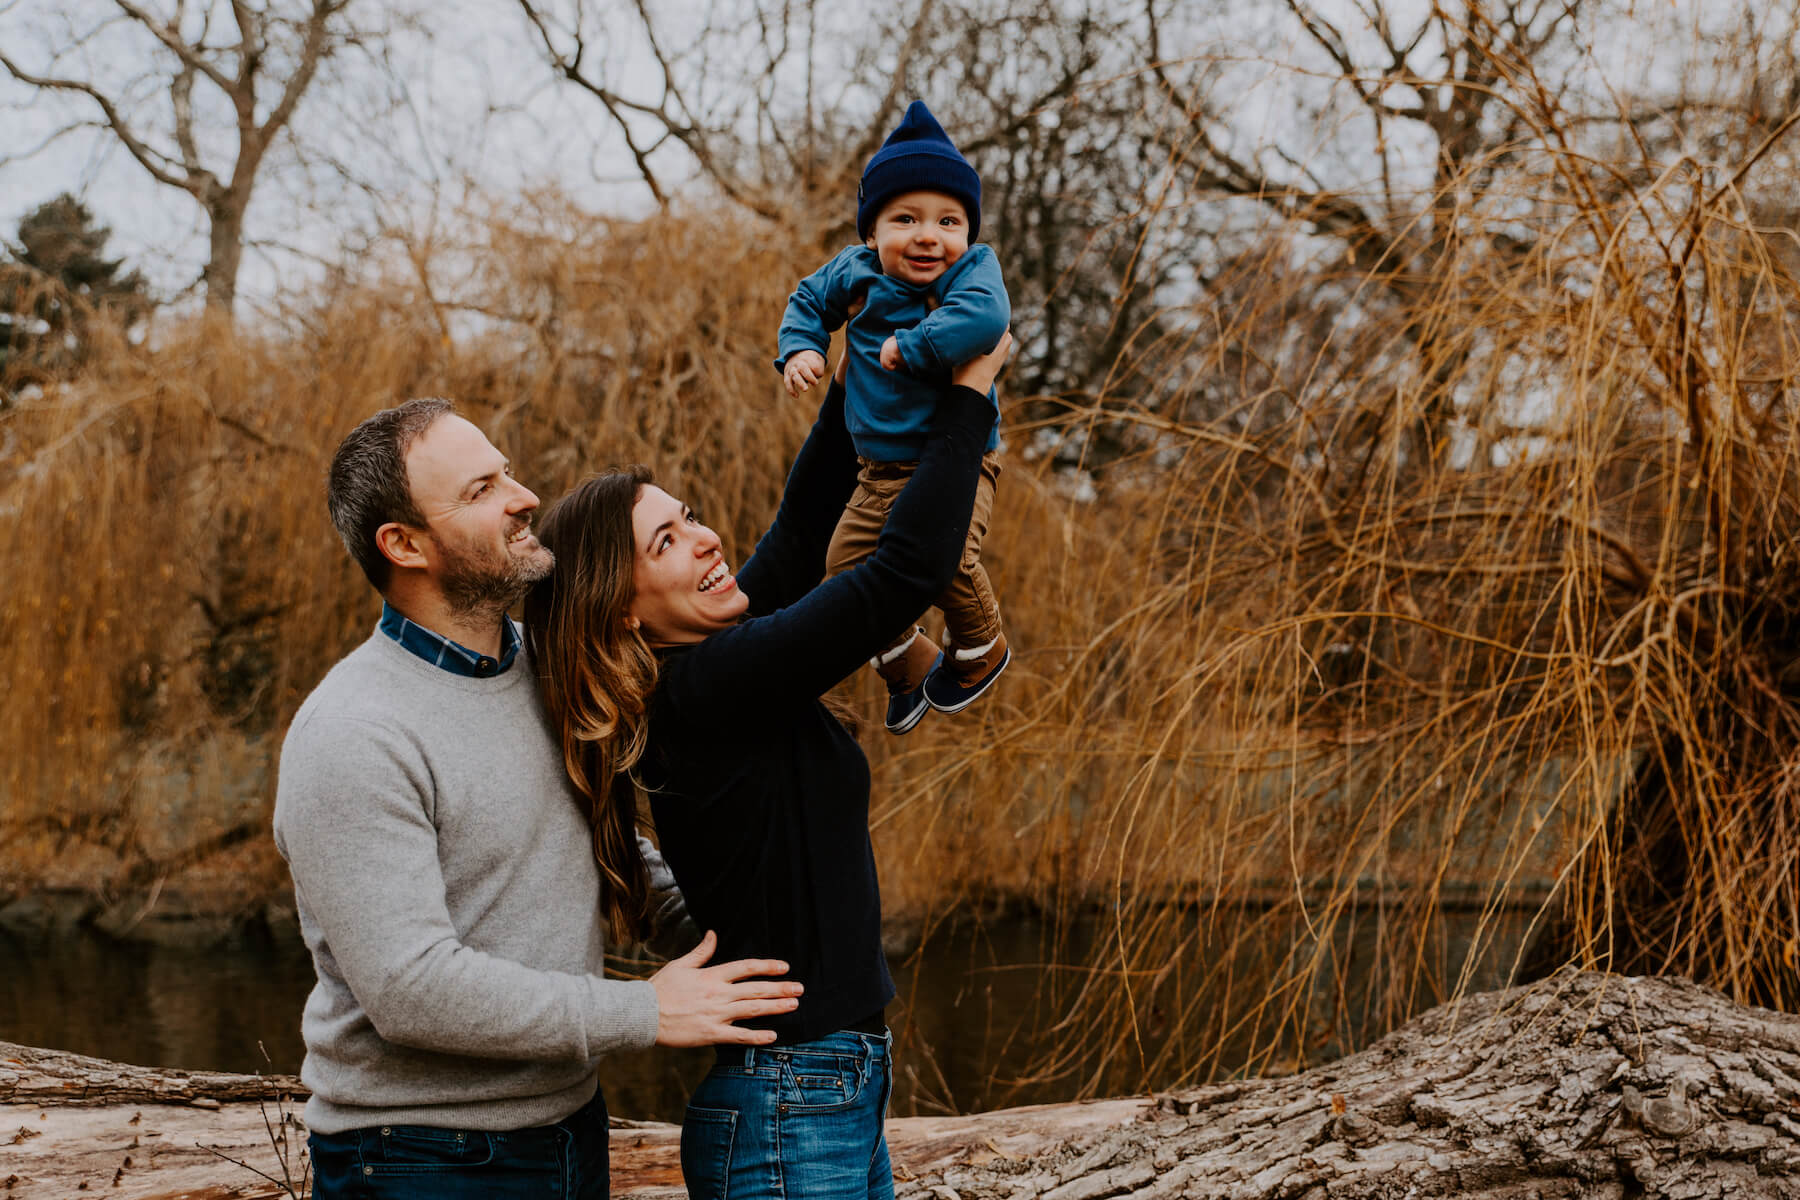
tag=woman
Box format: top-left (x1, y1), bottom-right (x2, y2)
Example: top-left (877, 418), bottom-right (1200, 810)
top-left (523, 336), bottom-right (1010, 1199)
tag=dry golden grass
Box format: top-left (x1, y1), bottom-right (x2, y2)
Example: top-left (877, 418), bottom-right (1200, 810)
top-left (5, 130), bottom-right (1799, 1108)
top-left (888, 128), bottom-right (1800, 1098)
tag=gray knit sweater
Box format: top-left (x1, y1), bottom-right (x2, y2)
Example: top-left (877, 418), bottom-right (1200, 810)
top-left (273, 629), bottom-right (661, 1134)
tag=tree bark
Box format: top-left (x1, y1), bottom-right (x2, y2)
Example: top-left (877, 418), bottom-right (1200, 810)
top-left (204, 197), bottom-right (247, 313)
top-left (891, 968), bottom-right (1800, 1200)
top-left (3, 970), bottom-right (1797, 1199)
top-left (0, 1041), bottom-right (303, 1106)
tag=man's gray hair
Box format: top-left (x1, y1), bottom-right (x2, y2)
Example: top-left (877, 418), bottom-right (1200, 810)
top-left (327, 397), bottom-right (456, 590)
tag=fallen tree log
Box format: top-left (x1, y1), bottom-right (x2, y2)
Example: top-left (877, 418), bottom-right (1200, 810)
top-left (893, 968), bottom-right (1800, 1200)
top-left (3, 969), bottom-right (1797, 1199)
top-left (0, 1040), bottom-right (304, 1107)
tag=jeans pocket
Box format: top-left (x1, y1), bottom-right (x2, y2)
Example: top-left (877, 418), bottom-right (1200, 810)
top-left (680, 1105), bottom-right (738, 1200)
top-left (779, 1051), bottom-right (863, 1112)
top-left (364, 1125), bottom-right (496, 1173)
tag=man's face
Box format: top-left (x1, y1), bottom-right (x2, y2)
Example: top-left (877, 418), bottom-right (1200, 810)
top-left (865, 190), bottom-right (970, 286)
top-left (403, 415), bottom-right (553, 614)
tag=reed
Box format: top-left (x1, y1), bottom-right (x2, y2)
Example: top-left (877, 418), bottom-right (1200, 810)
top-left (4, 115), bottom-right (1797, 1114)
top-left (879, 106), bottom-right (1800, 1100)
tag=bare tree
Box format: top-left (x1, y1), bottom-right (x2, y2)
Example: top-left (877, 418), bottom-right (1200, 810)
top-left (512, 0), bottom-right (1183, 408)
top-left (509, 0), bottom-right (915, 226)
top-left (1134, 1), bottom-right (1800, 458)
top-left (0, 0), bottom-right (376, 313)
top-left (1125, 0), bottom-right (1601, 468)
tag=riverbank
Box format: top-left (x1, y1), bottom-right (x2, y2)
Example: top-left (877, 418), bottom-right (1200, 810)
top-left (4, 904), bottom-right (1544, 1125)
top-left (2, 911), bottom-right (1154, 1122)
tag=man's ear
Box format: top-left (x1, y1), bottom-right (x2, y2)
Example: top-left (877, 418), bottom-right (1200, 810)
top-left (375, 521), bottom-right (430, 573)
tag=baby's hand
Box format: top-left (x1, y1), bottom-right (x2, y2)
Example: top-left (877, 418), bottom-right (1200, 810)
top-left (784, 350), bottom-right (827, 396)
top-left (880, 336), bottom-right (902, 371)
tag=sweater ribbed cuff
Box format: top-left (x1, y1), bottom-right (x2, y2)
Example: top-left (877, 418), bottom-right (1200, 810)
top-left (588, 978), bottom-right (661, 1055)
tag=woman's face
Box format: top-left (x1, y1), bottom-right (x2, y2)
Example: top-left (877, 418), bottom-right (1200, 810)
top-left (626, 485), bottom-right (748, 646)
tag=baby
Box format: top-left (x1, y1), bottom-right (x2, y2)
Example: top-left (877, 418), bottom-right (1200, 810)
top-left (775, 100), bottom-right (1010, 734)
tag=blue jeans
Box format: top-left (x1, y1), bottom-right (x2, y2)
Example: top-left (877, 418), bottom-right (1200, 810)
top-left (307, 1088), bottom-right (610, 1199)
top-left (681, 1029), bottom-right (894, 1200)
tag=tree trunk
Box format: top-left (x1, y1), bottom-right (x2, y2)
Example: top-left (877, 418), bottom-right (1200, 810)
top-left (204, 199), bottom-right (245, 313)
top-left (3, 970), bottom-right (1797, 1199)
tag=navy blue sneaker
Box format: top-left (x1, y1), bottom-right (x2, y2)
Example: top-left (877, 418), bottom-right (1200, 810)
top-left (924, 635), bottom-right (1010, 714)
top-left (885, 652), bottom-right (941, 734)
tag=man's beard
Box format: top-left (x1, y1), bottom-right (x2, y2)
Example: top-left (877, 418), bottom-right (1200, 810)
top-left (438, 534), bottom-right (555, 618)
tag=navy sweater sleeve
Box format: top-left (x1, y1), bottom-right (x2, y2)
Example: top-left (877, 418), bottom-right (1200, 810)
top-left (733, 380), bottom-right (860, 616)
top-left (660, 384), bottom-right (994, 722)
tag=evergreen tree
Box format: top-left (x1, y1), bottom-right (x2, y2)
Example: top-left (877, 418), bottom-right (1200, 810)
top-left (0, 194), bottom-right (150, 385)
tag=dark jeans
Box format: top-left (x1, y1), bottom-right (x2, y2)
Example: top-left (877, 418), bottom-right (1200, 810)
top-left (307, 1088), bottom-right (610, 1199)
top-left (681, 1029), bottom-right (894, 1200)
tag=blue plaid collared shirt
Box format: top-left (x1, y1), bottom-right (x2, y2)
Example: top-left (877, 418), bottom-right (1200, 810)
top-left (379, 602), bottom-right (521, 678)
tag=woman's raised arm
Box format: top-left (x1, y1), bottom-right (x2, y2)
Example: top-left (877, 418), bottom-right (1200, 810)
top-left (732, 369), bottom-right (861, 616)
top-left (661, 334), bottom-right (1013, 721)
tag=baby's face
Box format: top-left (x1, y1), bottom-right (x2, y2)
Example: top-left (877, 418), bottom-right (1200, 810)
top-left (865, 191), bottom-right (970, 286)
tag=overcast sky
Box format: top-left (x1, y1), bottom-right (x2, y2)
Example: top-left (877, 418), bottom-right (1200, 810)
top-left (0, 0), bottom-right (761, 308)
top-left (0, 0), bottom-right (1756, 317)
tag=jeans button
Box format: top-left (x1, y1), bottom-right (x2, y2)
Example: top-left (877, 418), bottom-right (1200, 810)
top-left (363, 1166), bottom-right (374, 1176)
top-left (380, 1126), bottom-right (391, 1135)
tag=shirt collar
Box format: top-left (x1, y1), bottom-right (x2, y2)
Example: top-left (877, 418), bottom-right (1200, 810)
top-left (379, 602), bottom-right (520, 678)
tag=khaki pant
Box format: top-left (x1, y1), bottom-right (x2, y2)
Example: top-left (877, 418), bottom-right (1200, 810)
top-left (825, 452), bottom-right (1004, 669)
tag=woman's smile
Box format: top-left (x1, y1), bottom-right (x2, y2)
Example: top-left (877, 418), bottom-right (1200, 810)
top-left (698, 560), bottom-right (735, 593)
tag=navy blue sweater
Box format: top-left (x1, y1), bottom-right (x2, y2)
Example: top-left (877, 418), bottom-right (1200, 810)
top-left (641, 380), bottom-right (993, 1044)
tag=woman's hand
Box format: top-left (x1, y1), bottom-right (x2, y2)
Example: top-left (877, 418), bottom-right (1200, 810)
top-left (952, 330), bottom-right (1013, 394)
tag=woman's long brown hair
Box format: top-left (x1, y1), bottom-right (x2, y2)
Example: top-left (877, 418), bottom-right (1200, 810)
top-left (523, 466), bottom-right (659, 946)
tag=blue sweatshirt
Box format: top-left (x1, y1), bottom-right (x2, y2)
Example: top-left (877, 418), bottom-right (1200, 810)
top-left (775, 244), bottom-right (1009, 462)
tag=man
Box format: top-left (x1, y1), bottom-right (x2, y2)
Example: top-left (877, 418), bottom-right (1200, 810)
top-left (274, 398), bottom-right (802, 1198)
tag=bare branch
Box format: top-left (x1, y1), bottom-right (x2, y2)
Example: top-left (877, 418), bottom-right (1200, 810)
top-left (171, 61), bottom-right (203, 175)
top-left (0, 49), bottom-right (203, 195)
top-left (853, 0), bottom-right (939, 165)
top-left (515, 0), bottom-right (786, 221)
top-left (110, 0), bottom-right (233, 93)
top-left (254, 1), bottom-right (352, 166)
top-left (228, 0), bottom-right (264, 83)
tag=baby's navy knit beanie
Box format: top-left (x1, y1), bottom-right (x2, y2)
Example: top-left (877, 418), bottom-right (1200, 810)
top-left (857, 100), bottom-right (982, 243)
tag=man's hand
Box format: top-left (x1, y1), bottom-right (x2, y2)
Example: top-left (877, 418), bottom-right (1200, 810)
top-left (784, 350), bottom-right (828, 396)
top-left (649, 930), bottom-right (803, 1046)
top-left (951, 330), bottom-right (1013, 394)
top-left (880, 336), bottom-right (902, 371)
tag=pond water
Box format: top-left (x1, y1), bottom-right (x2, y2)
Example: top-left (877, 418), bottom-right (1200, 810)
top-left (0, 907), bottom-right (1533, 1121)
top-left (0, 917), bottom-right (1093, 1120)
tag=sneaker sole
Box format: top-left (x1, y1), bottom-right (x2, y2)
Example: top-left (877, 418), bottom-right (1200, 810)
top-left (886, 697), bottom-right (931, 735)
top-left (924, 647), bottom-right (1010, 714)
